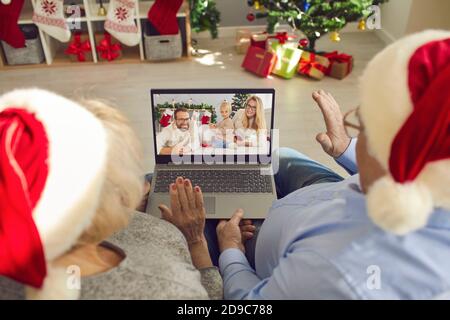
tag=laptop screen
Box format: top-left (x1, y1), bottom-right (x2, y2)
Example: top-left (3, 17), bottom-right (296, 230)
top-left (151, 89), bottom-right (275, 164)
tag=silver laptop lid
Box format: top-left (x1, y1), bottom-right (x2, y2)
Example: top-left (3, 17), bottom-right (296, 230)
top-left (150, 89), bottom-right (275, 165)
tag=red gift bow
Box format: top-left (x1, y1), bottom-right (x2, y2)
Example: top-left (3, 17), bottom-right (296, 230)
top-left (324, 51), bottom-right (353, 75)
top-left (97, 33), bottom-right (122, 62)
top-left (64, 33), bottom-right (91, 62)
top-left (268, 32), bottom-right (295, 45)
top-left (298, 53), bottom-right (328, 76)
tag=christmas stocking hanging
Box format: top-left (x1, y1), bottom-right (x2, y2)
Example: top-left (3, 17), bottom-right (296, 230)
top-left (201, 111), bottom-right (211, 125)
top-left (32, 0), bottom-right (71, 42)
top-left (147, 0), bottom-right (183, 35)
top-left (159, 109), bottom-right (173, 128)
top-left (104, 0), bottom-right (140, 46)
top-left (0, 0), bottom-right (26, 48)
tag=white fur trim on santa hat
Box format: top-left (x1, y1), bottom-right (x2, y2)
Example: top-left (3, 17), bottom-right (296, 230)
top-left (359, 30), bottom-right (450, 168)
top-left (25, 265), bottom-right (80, 300)
top-left (0, 89), bottom-right (108, 261)
top-left (359, 30), bottom-right (450, 234)
top-left (367, 175), bottom-right (433, 235)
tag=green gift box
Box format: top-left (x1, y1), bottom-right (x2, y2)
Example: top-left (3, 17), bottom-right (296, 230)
top-left (270, 42), bottom-right (303, 79)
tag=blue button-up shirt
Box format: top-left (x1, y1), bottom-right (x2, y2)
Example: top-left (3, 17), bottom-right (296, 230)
top-left (219, 140), bottom-right (450, 299)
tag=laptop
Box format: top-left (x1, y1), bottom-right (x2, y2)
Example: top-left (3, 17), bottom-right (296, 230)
top-left (146, 89), bottom-right (277, 219)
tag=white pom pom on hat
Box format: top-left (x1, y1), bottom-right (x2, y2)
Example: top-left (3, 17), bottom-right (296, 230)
top-left (367, 176), bottom-right (433, 235)
top-left (359, 30), bottom-right (450, 235)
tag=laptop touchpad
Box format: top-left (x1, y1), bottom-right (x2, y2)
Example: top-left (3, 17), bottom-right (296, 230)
top-left (204, 197), bottom-right (216, 215)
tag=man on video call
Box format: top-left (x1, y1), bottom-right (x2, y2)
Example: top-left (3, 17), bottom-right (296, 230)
top-left (156, 108), bottom-right (199, 155)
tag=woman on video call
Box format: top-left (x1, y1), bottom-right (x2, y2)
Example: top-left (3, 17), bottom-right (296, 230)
top-left (234, 96), bottom-right (268, 150)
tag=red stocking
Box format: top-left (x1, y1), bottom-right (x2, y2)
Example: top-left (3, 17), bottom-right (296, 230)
top-left (0, 0), bottom-right (26, 48)
top-left (147, 0), bottom-right (183, 35)
top-left (201, 114), bottom-right (211, 125)
top-left (159, 109), bottom-right (173, 127)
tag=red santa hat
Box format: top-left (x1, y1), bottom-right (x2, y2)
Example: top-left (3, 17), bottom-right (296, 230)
top-left (359, 30), bottom-right (450, 235)
top-left (0, 88), bottom-right (108, 299)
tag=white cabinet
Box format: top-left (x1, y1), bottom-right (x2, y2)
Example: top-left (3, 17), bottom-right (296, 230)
top-left (0, 0), bottom-right (191, 68)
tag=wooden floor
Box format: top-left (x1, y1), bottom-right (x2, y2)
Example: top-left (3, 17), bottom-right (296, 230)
top-left (0, 32), bottom-right (386, 176)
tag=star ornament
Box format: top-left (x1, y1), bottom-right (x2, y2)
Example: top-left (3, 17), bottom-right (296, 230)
top-left (115, 6), bottom-right (129, 22)
top-left (42, 0), bottom-right (57, 15)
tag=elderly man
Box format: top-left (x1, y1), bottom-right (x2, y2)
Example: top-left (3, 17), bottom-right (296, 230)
top-left (215, 30), bottom-right (450, 299)
top-left (156, 108), bottom-right (199, 155)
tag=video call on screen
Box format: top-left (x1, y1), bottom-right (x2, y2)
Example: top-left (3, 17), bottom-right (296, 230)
top-left (154, 92), bottom-right (273, 156)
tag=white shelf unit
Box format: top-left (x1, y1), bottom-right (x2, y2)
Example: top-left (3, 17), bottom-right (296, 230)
top-left (1, 0), bottom-right (191, 68)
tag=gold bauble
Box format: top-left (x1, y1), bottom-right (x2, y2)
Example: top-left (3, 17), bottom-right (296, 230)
top-left (358, 19), bottom-right (366, 31)
top-left (254, 1), bottom-right (260, 10)
top-left (330, 31), bottom-right (341, 42)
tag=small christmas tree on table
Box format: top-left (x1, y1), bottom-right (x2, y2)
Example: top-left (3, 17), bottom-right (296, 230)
top-left (246, 0), bottom-right (388, 51)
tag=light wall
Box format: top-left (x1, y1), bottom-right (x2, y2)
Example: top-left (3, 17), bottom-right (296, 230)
top-left (378, 0), bottom-right (413, 42)
top-left (378, 0), bottom-right (450, 43)
top-left (216, 0), bottom-right (266, 27)
top-left (406, 0), bottom-right (450, 34)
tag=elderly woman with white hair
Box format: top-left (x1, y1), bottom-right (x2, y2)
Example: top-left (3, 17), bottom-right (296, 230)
top-left (0, 89), bottom-right (222, 299)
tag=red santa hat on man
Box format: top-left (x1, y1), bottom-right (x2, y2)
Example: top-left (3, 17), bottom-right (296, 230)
top-left (0, 88), bottom-right (108, 299)
top-left (359, 30), bottom-right (450, 235)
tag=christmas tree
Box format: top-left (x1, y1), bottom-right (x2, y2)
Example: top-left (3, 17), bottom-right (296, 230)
top-left (190, 0), bottom-right (221, 39)
top-left (246, 0), bottom-right (388, 51)
top-left (231, 93), bottom-right (251, 111)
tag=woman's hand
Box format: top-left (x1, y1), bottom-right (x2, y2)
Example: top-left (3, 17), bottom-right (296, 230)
top-left (159, 177), bottom-right (213, 269)
top-left (159, 177), bottom-right (206, 246)
top-left (312, 90), bottom-right (351, 158)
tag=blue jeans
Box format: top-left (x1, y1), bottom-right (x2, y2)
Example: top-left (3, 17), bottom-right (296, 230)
top-left (204, 148), bottom-right (344, 268)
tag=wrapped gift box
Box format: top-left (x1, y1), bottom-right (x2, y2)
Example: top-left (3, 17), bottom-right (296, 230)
top-left (95, 32), bottom-right (122, 62)
top-left (235, 29), bottom-right (252, 54)
top-left (298, 51), bottom-right (330, 80)
top-left (250, 32), bottom-right (268, 50)
top-left (266, 31), bottom-right (299, 50)
top-left (236, 38), bottom-right (251, 54)
top-left (65, 33), bottom-right (92, 62)
top-left (270, 42), bottom-right (303, 79)
top-left (324, 51), bottom-right (354, 79)
top-left (242, 46), bottom-right (277, 78)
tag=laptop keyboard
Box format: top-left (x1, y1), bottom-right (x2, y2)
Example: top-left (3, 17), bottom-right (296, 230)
top-left (154, 170), bottom-right (273, 193)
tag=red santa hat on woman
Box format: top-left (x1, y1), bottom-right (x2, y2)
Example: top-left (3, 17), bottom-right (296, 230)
top-left (0, 88), bottom-right (108, 299)
top-left (359, 30), bottom-right (450, 235)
